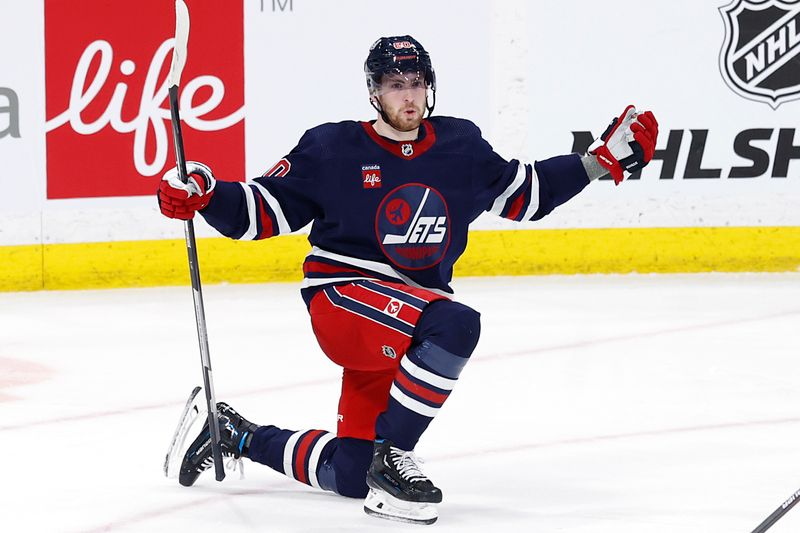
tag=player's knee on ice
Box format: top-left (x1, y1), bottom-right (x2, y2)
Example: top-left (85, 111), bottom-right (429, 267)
top-left (414, 300), bottom-right (481, 359)
top-left (317, 437), bottom-right (373, 498)
top-left (317, 302), bottom-right (482, 500)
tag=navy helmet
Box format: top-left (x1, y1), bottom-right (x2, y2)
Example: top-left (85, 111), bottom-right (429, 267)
top-left (364, 35), bottom-right (436, 118)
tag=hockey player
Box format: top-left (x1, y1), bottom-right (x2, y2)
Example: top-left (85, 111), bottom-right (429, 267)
top-left (158, 35), bottom-right (658, 524)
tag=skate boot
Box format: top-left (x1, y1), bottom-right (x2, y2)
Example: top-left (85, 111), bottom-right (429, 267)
top-left (364, 439), bottom-right (442, 525)
top-left (179, 402), bottom-right (259, 487)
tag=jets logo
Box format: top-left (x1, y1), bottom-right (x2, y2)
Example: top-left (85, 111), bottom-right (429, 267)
top-left (385, 198), bottom-right (411, 225)
top-left (375, 183), bottom-right (450, 270)
top-left (385, 300), bottom-right (402, 315)
top-left (719, 0), bottom-right (800, 109)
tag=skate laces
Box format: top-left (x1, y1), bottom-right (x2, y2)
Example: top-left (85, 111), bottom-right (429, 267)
top-left (220, 412), bottom-right (246, 479)
top-left (389, 447), bottom-right (428, 483)
top-left (197, 455), bottom-right (245, 480)
top-left (225, 456), bottom-right (245, 480)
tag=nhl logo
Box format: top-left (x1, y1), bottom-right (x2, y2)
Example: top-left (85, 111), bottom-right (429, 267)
top-left (719, 0), bottom-right (800, 109)
top-left (381, 345), bottom-right (398, 359)
top-left (401, 143), bottom-right (414, 157)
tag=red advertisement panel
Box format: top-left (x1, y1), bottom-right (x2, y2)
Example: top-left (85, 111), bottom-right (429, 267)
top-left (45, 0), bottom-right (245, 199)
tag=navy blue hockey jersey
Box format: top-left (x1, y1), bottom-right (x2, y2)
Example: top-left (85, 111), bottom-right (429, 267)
top-left (200, 117), bottom-right (589, 304)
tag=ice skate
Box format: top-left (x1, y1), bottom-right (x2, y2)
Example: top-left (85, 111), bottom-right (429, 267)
top-left (364, 439), bottom-right (442, 525)
top-left (167, 395), bottom-right (259, 487)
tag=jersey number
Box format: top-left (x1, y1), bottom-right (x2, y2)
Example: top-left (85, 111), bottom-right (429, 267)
top-left (263, 158), bottom-right (291, 178)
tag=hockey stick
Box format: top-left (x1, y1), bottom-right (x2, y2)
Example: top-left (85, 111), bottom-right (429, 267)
top-left (751, 487), bottom-right (800, 533)
top-left (164, 386), bottom-right (202, 478)
top-left (167, 0), bottom-right (225, 482)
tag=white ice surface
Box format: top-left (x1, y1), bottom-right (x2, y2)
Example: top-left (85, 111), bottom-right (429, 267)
top-left (1, 273), bottom-right (799, 533)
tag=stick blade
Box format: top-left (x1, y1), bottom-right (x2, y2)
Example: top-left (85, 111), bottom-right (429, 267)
top-left (168, 0), bottom-right (190, 87)
top-left (164, 386), bottom-right (204, 479)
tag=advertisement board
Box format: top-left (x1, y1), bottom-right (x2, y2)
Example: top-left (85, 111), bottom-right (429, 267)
top-left (0, 0), bottom-right (797, 248)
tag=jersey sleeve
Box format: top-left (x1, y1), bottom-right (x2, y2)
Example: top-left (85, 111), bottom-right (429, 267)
top-left (471, 125), bottom-right (591, 222)
top-left (200, 129), bottom-right (323, 240)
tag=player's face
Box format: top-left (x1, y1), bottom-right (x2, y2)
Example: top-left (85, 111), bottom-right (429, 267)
top-left (374, 72), bottom-right (427, 132)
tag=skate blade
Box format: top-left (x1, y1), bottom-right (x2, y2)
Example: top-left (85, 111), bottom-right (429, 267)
top-left (164, 386), bottom-right (206, 478)
top-left (363, 487), bottom-right (438, 525)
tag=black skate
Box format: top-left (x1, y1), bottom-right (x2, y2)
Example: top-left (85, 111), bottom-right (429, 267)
top-left (364, 439), bottom-right (442, 525)
top-left (177, 401), bottom-right (258, 487)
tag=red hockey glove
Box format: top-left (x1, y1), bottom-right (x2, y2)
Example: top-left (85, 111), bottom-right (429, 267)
top-left (157, 161), bottom-right (217, 220)
top-left (589, 105), bottom-right (659, 185)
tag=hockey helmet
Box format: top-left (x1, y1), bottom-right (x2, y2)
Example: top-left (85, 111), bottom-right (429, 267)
top-left (364, 35), bottom-right (436, 117)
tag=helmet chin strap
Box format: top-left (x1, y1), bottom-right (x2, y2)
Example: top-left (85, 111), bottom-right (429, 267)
top-left (370, 97), bottom-right (393, 127)
top-left (426, 89), bottom-right (436, 118)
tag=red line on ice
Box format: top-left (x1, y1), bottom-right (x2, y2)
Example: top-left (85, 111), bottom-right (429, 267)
top-left (2, 309), bottom-right (797, 432)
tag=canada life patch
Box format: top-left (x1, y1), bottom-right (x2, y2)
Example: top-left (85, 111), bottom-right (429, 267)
top-left (362, 164), bottom-right (381, 188)
top-left (375, 183), bottom-right (450, 270)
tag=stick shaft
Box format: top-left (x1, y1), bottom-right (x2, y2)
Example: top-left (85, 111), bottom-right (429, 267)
top-left (168, 84), bottom-right (225, 482)
top-left (752, 488), bottom-right (800, 533)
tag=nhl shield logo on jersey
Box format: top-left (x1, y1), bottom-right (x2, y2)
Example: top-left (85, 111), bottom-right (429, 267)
top-left (719, 0), bottom-right (800, 109)
top-left (375, 183), bottom-right (451, 270)
top-left (401, 143), bottom-right (414, 157)
top-left (381, 345), bottom-right (398, 359)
